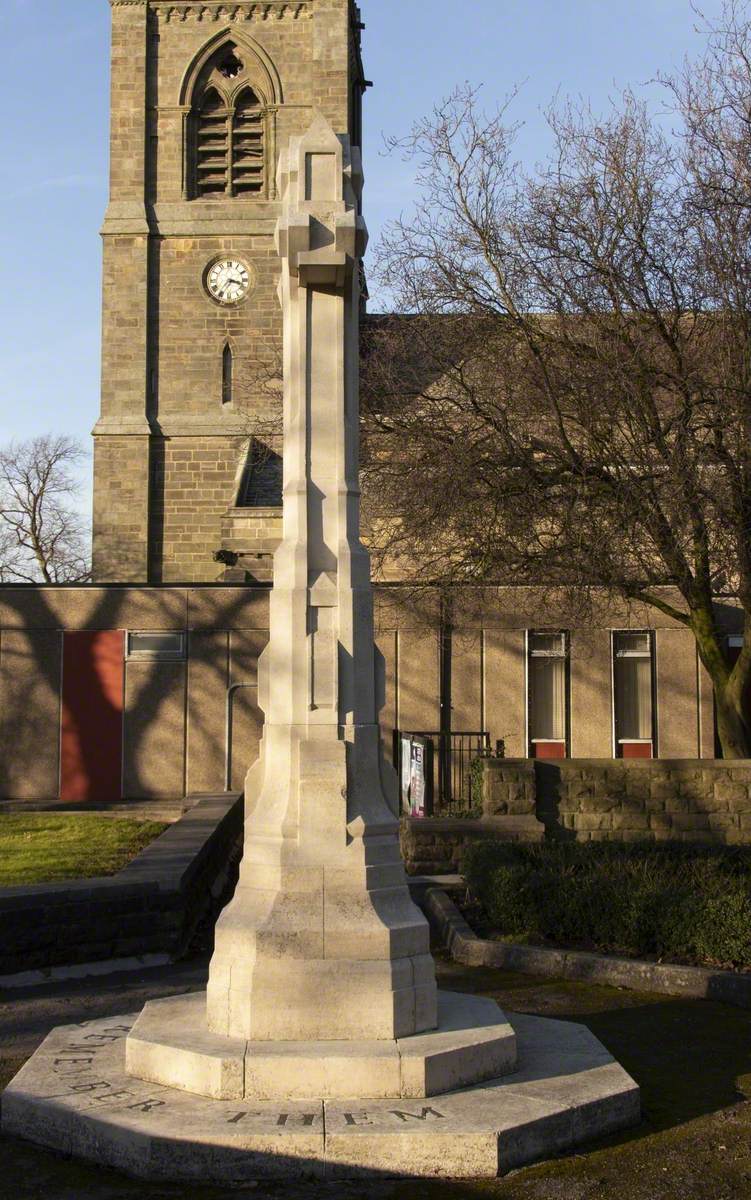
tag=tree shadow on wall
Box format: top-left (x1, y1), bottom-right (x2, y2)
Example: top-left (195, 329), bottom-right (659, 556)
top-left (0, 585), bottom-right (262, 806)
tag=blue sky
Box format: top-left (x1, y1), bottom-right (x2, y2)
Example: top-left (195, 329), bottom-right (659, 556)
top-left (0, 0), bottom-right (726, 503)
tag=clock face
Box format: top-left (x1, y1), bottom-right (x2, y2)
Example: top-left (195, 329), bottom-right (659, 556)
top-left (206, 259), bottom-right (251, 305)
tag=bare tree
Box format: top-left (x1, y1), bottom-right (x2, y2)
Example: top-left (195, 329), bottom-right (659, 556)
top-left (365, 2), bottom-right (751, 757)
top-left (0, 435), bottom-right (90, 583)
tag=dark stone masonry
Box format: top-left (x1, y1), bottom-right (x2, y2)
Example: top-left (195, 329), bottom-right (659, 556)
top-left (0, 794), bottom-right (243, 979)
top-left (526, 759), bottom-right (751, 843)
top-left (401, 758), bottom-right (751, 874)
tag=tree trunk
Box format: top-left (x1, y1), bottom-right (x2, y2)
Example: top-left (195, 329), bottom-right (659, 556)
top-left (714, 681), bottom-right (751, 759)
top-left (691, 606), bottom-right (751, 759)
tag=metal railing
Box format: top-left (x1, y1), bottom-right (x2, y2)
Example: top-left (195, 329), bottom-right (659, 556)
top-left (394, 730), bottom-right (491, 816)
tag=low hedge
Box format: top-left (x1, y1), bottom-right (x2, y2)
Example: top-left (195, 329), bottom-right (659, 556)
top-left (463, 840), bottom-right (751, 970)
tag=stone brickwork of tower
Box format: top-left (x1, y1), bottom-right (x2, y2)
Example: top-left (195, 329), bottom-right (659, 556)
top-left (93, 0), bottom-right (366, 583)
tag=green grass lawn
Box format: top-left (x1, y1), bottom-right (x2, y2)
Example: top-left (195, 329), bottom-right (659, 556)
top-left (0, 814), bottom-right (169, 887)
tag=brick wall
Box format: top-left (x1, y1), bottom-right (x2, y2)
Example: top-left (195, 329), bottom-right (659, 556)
top-left (151, 436), bottom-right (248, 582)
top-left (92, 435), bottom-right (151, 584)
top-left (401, 814), bottom-right (543, 876)
top-left (0, 586), bottom-right (267, 806)
top-left (399, 759), bottom-right (751, 874)
top-left (220, 507), bottom-right (283, 582)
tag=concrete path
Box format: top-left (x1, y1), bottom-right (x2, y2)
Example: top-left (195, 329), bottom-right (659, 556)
top-left (0, 957), bottom-right (212, 1068)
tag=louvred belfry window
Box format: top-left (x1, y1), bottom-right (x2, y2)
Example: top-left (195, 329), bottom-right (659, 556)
top-left (188, 42), bottom-right (271, 200)
top-left (195, 88), bottom-right (230, 196)
top-left (232, 89), bottom-right (265, 195)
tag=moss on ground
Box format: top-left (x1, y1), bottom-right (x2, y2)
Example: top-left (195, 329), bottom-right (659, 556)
top-left (0, 814), bottom-right (168, 886)
top-left (2, 953), bottom-right (751, 1197)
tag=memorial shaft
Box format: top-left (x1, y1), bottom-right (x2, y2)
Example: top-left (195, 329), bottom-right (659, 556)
top-left (206, 117), bottom-right (438, 1043)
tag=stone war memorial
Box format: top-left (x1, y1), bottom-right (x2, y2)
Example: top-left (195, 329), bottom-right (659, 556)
top-left (1, 0), bottom-right (639, 1183)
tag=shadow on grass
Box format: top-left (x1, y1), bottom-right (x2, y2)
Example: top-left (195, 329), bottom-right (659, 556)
top-left (435, 953), bottom-right (751, 1133)
top-left (574, 995), bottom-right (751, 1131)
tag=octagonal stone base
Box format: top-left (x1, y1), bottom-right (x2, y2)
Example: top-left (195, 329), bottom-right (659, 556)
top-left (1, 1007), bottom-right (639, 1182)
top-left (124, 990), bottom-right (517, 1101)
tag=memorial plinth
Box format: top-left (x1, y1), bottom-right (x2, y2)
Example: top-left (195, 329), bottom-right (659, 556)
top-left (2, 1010), bottom-right (639, 1183)
top-left (125, 990), bottom-right (518, 1101)
top-left (1, 118), bottom-right (640, 1180)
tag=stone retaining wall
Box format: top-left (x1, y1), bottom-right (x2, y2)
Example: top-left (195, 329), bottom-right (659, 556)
top-left (422, 887), bottom-right (751, 1009)
top-left (0, 794), bottom-right (243, 978)
top-left (400, 813), bottom-right (543, 876)
top-left (486, 758), bottom-right (751, 843)
top-left (400, 759), bottom-right (751, 870)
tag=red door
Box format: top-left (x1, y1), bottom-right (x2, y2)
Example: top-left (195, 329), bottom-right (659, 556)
top-left (60, 631), bottom-right (124, 803)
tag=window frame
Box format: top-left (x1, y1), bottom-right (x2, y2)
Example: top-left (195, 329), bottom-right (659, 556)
top-left (231, 86), bottom-right (266, 197)
top-left (611, 629), bottom-right (657, 758)
top-left (526, 629), bottom-right (570, 758)
top-left (192, 86), bottom-right (231, 199)
top-left (126, 632), bottom-right (187, 663)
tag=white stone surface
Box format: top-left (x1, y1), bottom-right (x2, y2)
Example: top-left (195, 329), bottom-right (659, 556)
top-left (126, 993), bottom-right (246, 1100)
top-left (399, 990), bottom-right (517, 1097)
top-left (8, 114), bottom-right (639, 1186)
top-left (1, 1010), bottom-right (639, 1182)
top-left (205, 116), bottom-right (437, 1045)
top-left (124, 990), bottom-right (517, 1101)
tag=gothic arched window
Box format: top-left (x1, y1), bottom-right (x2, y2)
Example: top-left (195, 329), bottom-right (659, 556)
top-left (186, 41), bottom-right (275, 200)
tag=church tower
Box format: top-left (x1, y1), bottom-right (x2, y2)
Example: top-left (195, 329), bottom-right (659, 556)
top-left (93, 0), bottom-right (366, 583)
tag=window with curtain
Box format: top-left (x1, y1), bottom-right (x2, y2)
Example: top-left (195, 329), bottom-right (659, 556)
top-left (528, 632), bottom-right (568, 756)
top-left (613, 631), bottom-right (654, 756)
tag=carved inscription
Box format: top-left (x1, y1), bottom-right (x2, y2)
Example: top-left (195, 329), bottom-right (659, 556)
top-left (343, 1111), bottom-right (371, 1126)
top-left (226, 1111), bottom-right (321, 1127)
top-left (391, 1107), bottom-right (446, 1123)
top-left (127, 1098), bottom-right (167, 1112)
top-left (342, 1107), bottom-right (446, 1127)
top-left (226, 1108), bottom-right (447, 1129)
top-left (49, 1023), bottom-right (172, 1115)
top-left (46, 1023), bottom-right (450, 1133)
